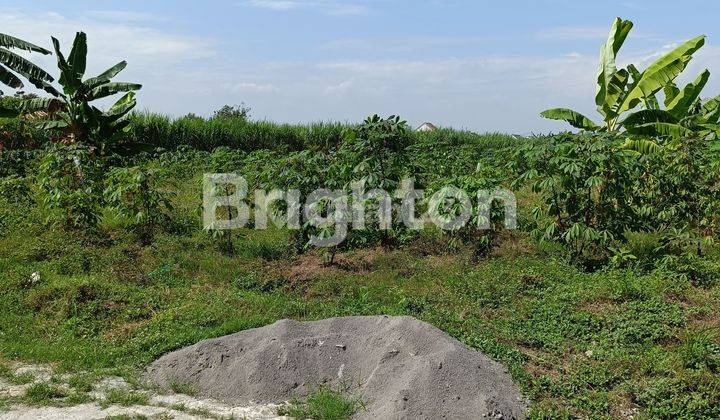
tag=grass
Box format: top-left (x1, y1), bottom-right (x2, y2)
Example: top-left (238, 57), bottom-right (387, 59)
top-left (1, 136), bottom-right (719, 418)
top-left (168, 379), bottom-right (198, 396)
top-left (24, 382), bottom-right (66, 405)
top-left (67, 373), bottom-right (97, 393)
top-left (278, 386), bottom-right (363, 420)
top-left (101, 388), bottom-right (150, 408)
top-left (0, 364), bottom-right (34, 385)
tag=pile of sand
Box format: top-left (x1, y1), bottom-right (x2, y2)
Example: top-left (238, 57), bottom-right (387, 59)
top-left (146, 316), bottom-right (526, 419)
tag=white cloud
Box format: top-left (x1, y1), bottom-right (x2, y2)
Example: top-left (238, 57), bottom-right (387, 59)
top-left (0, 9), bottom-right (220, 112)
top-left (232, 82), bottom-right (279, 93)
top-left (0, 10), bottom-right (215, 69)
top-left (244, 0), bottom-right (368, 16)
top-left (3, 8), bottom-right (717, 133)
top-left (537, 24), bottom-right (658, 43)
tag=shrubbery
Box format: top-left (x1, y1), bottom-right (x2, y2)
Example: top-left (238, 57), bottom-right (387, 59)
top-left (513, 132), bottom-right (720, 269)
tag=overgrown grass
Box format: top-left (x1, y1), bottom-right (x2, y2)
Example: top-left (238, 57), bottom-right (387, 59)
top-left (0, 133), bottom-right (718, 418)
top-left (125, 111), bottom-right (521, 153)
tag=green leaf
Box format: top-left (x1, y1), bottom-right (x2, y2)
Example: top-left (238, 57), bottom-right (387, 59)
top-left (596, 18), bottom-right (634, 117)
top-left (621, 109), bottom-right (678, 128)
top-left (643, 94), bottom-right (660, 110)
top-left (38, 120), bottom-right (69, 130)
top-left (0, 48), bottom-right (53, 83)
top-left (0, 63), bottom-right (23, 89)
top-left (540, 108), bottom-right (601, 131)
top-left (631, 122), bottom-right (694, 138)
top-left (618, 35), bottom-right (706, 114)
top-left (627, 64), bottom-right (642, 81)
top-left (0, 103), bottom-right (19, 118)
top-left (0, 33), bottom-right (50, 54)
top-left (67, 32), bottom-right (88, 81)
top-left (663, 82), bottom-right (680, 107)
top-left (622, 138), bottom-right (662, 154)
top-left (84, 61), bottom-right (127, 89)
top-left (104, 92), bottom-right (137, 122)
top-left (20, 97), bottom-right (64, 113)
top-left (27, 78), bottom-right (62, 98)
top-left (697, 123), bottom-right (720, 134)
top-left (603, 69), bottom-right (629, 118)
top-left (701, 96), bottom-right (720, 124)
top-left (52, 36), bottom-right (81, 95)
top-left (666, 69), bottom-right (710, 119)
top-left (88, 82), bottom-right (142, 100)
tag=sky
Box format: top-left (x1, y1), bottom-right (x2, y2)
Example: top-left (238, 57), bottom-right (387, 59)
top-left (2, 0), bottom-right (719, 134)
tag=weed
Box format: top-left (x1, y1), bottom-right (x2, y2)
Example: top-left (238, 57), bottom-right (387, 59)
top-left (67, 374), bottom-right (96, 393)
top-left (277, 386), bottom-right (363, 420)
top-left (9, 372), bottom-right (35, 385)
top-left (679, 328), bottom-right (720, 371)
top-left (101, 388), bottom-right (149, 408)
top-left (168, 379), bottom-right (198, 396)
top-left (24, 382), bottom-right (66, 405)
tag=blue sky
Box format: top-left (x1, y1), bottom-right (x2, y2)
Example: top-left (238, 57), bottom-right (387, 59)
top-left (2, 0), bottom-right (719, 133)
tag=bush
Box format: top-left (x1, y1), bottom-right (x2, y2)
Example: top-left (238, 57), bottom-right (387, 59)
top-left (104, 166), bottom-right (173, 244)
top-left (513, 132), bottom-right (720, 269)
top-left (36, 144), bottom-right (105, 231)
top-left (512, 133), bottom-right (645, 267)
top-left (213, 103), bottom-right (251, 121)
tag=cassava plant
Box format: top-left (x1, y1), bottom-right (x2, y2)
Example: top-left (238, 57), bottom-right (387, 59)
top-left (512, 133), bottom-right (646, 268)
top-left (104, 167), bottom-right (172, 244)
top-left (542, 17), bottom-right (706, 133)
top-left (36, 144), bottom-right (105, 230)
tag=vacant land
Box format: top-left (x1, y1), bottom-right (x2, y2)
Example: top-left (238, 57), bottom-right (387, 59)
top-left (1, 123), bottom-right (718, 418)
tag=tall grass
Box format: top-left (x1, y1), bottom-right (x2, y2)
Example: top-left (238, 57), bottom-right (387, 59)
top-left (126, 111), bottom-right (523, 153)
top-left (127, 112), bottom-right (348, 152)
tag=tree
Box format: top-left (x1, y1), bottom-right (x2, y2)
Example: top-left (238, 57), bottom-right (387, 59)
top-left (21, 32), bottom-right (142, 153)
top-left (541, 18), bottom-right (707, 133)
top-left (0, 33), bottom-right (53, 116)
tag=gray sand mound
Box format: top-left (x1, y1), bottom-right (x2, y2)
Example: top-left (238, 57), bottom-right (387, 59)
top-left (146, 315), bottom-right (526, 419)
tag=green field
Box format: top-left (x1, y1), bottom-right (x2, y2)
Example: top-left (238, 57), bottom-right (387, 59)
top-left (1, 120), bottom-right (719, 418)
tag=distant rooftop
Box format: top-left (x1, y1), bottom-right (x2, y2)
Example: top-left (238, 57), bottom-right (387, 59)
top-left (416, 122), bottom-right (438, 132)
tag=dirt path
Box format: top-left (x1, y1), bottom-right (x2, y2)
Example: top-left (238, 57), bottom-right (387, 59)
top-left (0, 362), bottom-right (287, 419)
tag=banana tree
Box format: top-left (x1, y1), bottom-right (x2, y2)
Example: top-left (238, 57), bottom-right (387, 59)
top-left (541, 17), bottom-right (706, 132)
top-left (22, 32), bottom-right (141, 153)
top-left (622, 93), bottom-right (720, 139)
top-left (0, 33), bottom-right (54, 116)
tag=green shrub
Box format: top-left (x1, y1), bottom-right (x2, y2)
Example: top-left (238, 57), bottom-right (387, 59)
top-left (104, 166), bottom-right (172, 244)
top-left (0, 117), bottom-right (51, 150)
top-left (512, 133), bottom-right (645, 267)
top-left (513, 132), bottom-right (720, 269)
top-left (126, 111), bottom-right (348, 152)
top-left (36, 144), bottom-right (105, 231)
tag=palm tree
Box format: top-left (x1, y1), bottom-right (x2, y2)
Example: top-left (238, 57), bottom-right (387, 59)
top-left (0, 33), bottom-right (53, 95)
